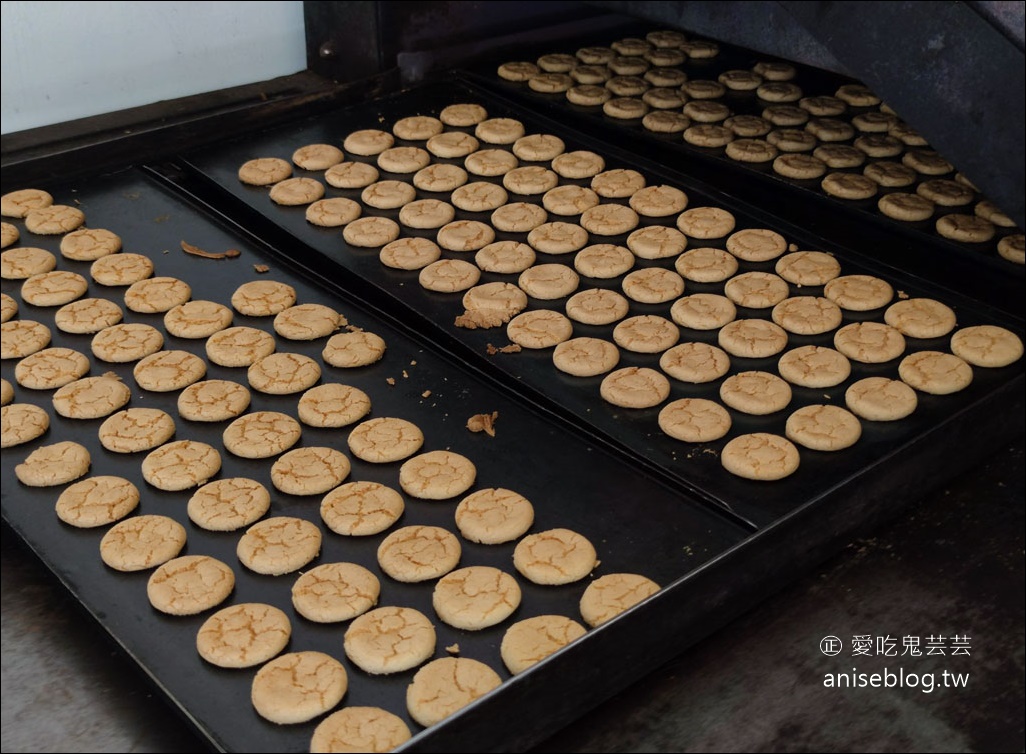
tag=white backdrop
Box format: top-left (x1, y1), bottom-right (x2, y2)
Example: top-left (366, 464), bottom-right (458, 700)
top-left (1, 0), bottom-right (306, 134)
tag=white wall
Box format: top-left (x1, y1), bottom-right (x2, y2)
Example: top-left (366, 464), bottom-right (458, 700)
top-left (0, 0), bottom-right (307, 134)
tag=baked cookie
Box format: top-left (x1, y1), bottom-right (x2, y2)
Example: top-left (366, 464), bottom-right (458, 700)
top-left (1, 403), bottom-right (50, 448)
top-left (231, 279), bottom-right (296, 316)
top-left (591, 168), bottom-right (646, 198)
top-left (1, 319), bottom-right (51, 359)
top-left (719, 371), bottom-right (792, 414)
top-left (822, 172), bottom-right (878, 200)
top-left (565, 288), bottom-right (630, 325)
top-left (0, 377), bottom-right (11, 405)
top-left (676, 207), bottom-right (736, 240)
top-left (414, 163), bottom-right (469, 193)
top-left (55, 476), bottom-right (139, 528)
top-left (1, 292), bottom-right (16, 322)
top-left (320, 481), bottom-right (405, 536)
top-left (600, 366), bottom-right (671, 408)
top-left (343, 129), bottom-right (395, 156)
top-left (771, 296), bottom-right (843, 335)
top-left (762, 105), bottom-right (809, 126)
top-left (123, 276), bottom-right (191, 314)
top-left (1, 188), bottom-right (53, 218)
top-left (21, 270), bottom-right (88, 306)
top-left (833, 321), bottom-right (906, 363)
top-left (574, 243), bottom-right (634, 278)
top-left (774, 251), bottom-right (841, 286)
top-left (864, 161), bottom-right (917, 187)
top-left (15, 346), bottom-right (90, 388)
top-left (579, 204), bottom-right (641, 236)
top-left (419, 259), bottom-right (482, 292)
top-left (845, 377), bottom-right (918, 421)
top-left (342, 216), bottom-right (401, 248)
top-left (348, 416), bottom-right (424, 462)
top-left (436, 219), bottom-right (496, 251)
top-left (513, 133), bottom-right (565, 161)
top-left (503, 166), bottom-right (559, 196)
top-left (14, 440), bottom-right (90, 486)
top-left (674, 247), bottom-right (738, 282)
top-left (99, 515), bottom-right (186, 571)
top-left (497, 61), bottom-right (540, 81)
top-left (250, 651), bottom-right (346, 725)
top-left (273, 303), bottom-right (344, 341)
top-left (477, 240), bottom-right (537, 273)
top-left (785, 404), bottom-right (862, 451)
top-left (270, 446), bottom-right (351, 496)
top-left (292, 143), bottom-right (345, 170)
top-left (393, 115), bottom-right (444, 140)
top-left (552, 150), bottom-right (606, 179)
top-left (59, 228), bottom-right (121, 261)
top-left (297, 382), bottom-right (371, 427)
top-left (52, 374), bottom-right (131, 419)
top-left (642, 111), bottom-right (691, 133)
top-left (723, 271), bottom-right (790, 309)
top-left (187, 477), bottom-right (271, 531)
top-left (519, 263), bottom-right (580, 300)
top-left (380, 237), bottom-right (442, 270)
top-left (824, 274), bottom-right (894, 311)
top-left (222, 411), bottom-right (302, 458)
top-left (321, 331), bottom-right (387, 368)
top-left (433, 565), bottom-right (522, 630)
top-left (579, 573), bottom-right (661, 627)
top-left (426, 132), bottom-right (480, 159)
top-left (133, 350), bottom-right (207, 392)
top-left (291, 562), bottom-right (380, 623)
top-left (726, 228), bottom-right (787, 262)
top-left (658, 397), bottom-right (731, 442)
top-left (903, 149), bottom-right (953, 176)
top-left (440, 103), bottom-right (489, 126)
top-left (884, 298), bottom-right (957, 339)
top-left (377, 525), bottom-right (461, 581)
top-left (777, 345), bottom-right (851, 388)
top-left (658, 342), bottom-right (731, 383)
top-left (514, 528), bottom-right (597, 584)
top-left (506, 309), bottom-right (574, 348)
top-left (269, 177), bottom-right (325, 206)
top-left (238, 157), bottom-right (292, 186)
top-left (399, 450), bottom-right (476, 500)
top-left (997, 234), bottom-right (1025, 264)
top-left (325, 161), bottom-right (379, 189)
top-left (773, 153), bottom-right (827, 180)
top-left (247, 352), bottom-right (321, 394)
top-left (147, 555), bottom-right (235, 616)
top-left (305, 197), bottom-right (361, 227)
top-left (725, 139), bottom-right (778, 163)
top-left (917, 179), bottom-right (974, 207)
top-left (527, 221), bottom-right (589, 254)
top-left (935, 214), bottom-right (995, 244)
top-left (853, 134), bottom-right (903, 158)
top-left (343, 605), bottom-right (436, 675)
top-left (310, 708), bottom-right (411, 753)
top-left (950, 325), bottom-right (1023, 368)
top-left (490, 203), bottom-right (548, 233)
top-left (602, 97), bottom-right (649, 120)
top-left (552, 337), bottom-right (620, 376)
top-left (455, 487), bottom-right (534, 544)
top-left (406, 658), bottom-right (501, 726)
top-left (543, 185), bottom-right (600, 217)
top-left (813, 145), bottom-right (865, 169)
top-left (25, 205), bottom-right (86, 235)
top-left (398, 199), bottom-right (456, 229)
top-left (621, 267), bottom-right (684, 303)
top-left (613, 315), bottom-right (679, 353)
top-left (721, 433), bottom-right (800, 480)
top-left (501, 616), bottom-right (587, 674)
top-left (237, 516), bottom-right (322, 575)
top-left (196, 602), bottom-right (291, 669)
top-left (90, 253), bottom-right (153, 286)
top-left (205, 326), bottom-right (275, 367)
top-left (98, 408), bottom-right (176, 453)
top-left (718, 318), bottom-right (789, 358)
top-left (899, 351), bottom-right (973, 394)
top-left (459, 282), bottom-right (528, 327)
top-left (141, 440), bottom-right (221, 491)
top-left (474, 118), bottom-right (525, 145)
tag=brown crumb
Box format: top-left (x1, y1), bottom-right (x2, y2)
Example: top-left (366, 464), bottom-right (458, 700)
top-left (345, 324), bottom-right (364, 332)
top-left (153, 214), bottom-right (170, 223)
top-left (454, 308), bottom-right (513, 329)
top-left (402, 370), bottom-right (409, 378)
top-left (386, 377), bottom-right (396, 386)
top-left (467, 411), bottom-right (499, 437)
top-left (410, 360), bottom-right (417, 366)
top-left (898, 290), bottom-right (910, 299)
top-left (422, 390), bottom-right (432, 398)
top-left (181, 240), bottom-right (240, 260)
top-left (253, 264), bottom-right (270, 273)
top-left (788, 243), bottom-right (798, 252)
top-left (446, 643), bottom-right (460, 654)
top-left (486, 343), bottom-right (522, 355)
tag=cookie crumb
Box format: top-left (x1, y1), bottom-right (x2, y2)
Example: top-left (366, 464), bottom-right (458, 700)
top-left (898, 290), bottom-right (910, 299)
top-left (487, 343), bottom-right (522, 355)
top-left (422, 390), bottom-right (432, 398)
top-left (345, 324), bottom-right (364, 332)
top-left (253, 264), bottom-right (270, 273)
top-left (402, 370), bottom-right (409, 378)
top-left (455, 309), bottom-right (512, 329)
top-left (467, 411), bottom-right (499, 437)
top-left (386, 377), bottom-right (396, 386)
top-left (445, 643), bottom-right (460, 654)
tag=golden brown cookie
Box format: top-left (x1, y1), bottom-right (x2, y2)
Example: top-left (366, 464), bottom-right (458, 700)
top-left (436, 219), bottom-right (496, 251)
top-left (14, 440), bottom-right (90, 486)
top-left (658, 341), bottom-right (731, 383)
top-left (398, 199), bottom-right (456, 229)
top-left (394, 115), bottom-right (445, 140)
top-left (612, 314), bottom-right (679, 353)
top-left (238, 157), bottom-right (292, 186)
top-left (459, 282), bottom-right (529, 327)
top-left (786, 404), bottom-right (862, 451)
top-left (658, 398), bottom-right (731, 442)
top-left (377, 525), bottom-right (461, 581)
top-left (433, 565), bottom-right (522, 630)
top-left (123, 276), bottom-right (191, 314)
top-left (1, 319), bottom-right (51, 359)
top-left (519, 263), bottom-right (580, 300)
top-left (676, 207), bottom-right (736, 240)
top-left (935, 214), bottom-right (996, 244)
top-left (771, 296), bottom-right (843, 335)
top-left (626, 226), bottom-right (687, 260)
top-left (878, 193), bottom-right (936, 222)
top-left (269, 176), bottom-right (325, 205)
top-left (237, 516), bottom-right (322, 575)
top-left (476, 240), bottom-right (537, 273)
top-left (222, 410), bottom-right (301, 458)
top-left (767, 129), bottom-right (816, 153)
top-left (814, 145), bottom-right (866, 169)
top-left (344, 129), bottom-right (395, 155)
top-left (774, 251), bottom-right (841, 286)
top-left (53, 298), bottom-right (122, 334)
top-left (360, 180), bottom-right (415, 209)
top-left (674, 247), bottom-right (738, 282)
top-left (513, 528), bottom-right (597, 585)
top-left (1, 292), bottom-right (16, 322)
top-left (864, 161), bottom-right (917, 187)
top-left (903, 149), bottom-right (954, 176)
top-left (90, 252), bottom-right (153, 287)
top-left (621, 267), bottom-right (684, 304)
top-left (997, 234), bottom-right (1025, 264)
top-left (600, 366), bottom-right (671, 408)
top-left (506, 309), bottom-right (574, 348)
top-left (501, 616), bottom-right (587, 674)
top-left (451, 182), bottom-right (508, 212)
top-left (822, 172), bottom-right (878, 200)
top-left (99, 514), bottom-right (186, 571)
top-left (250, 651), bottom-right (347, 725)
top-left (321, 481), bottom-right (405, 536)
top-left (348, 416), bottom-right (424, 463)
top-left (777, 345), bottom-right (851, 388)
top-left (574, 243), bottom-right (634, 279)
top-left (247, 352), bottom-right (321, 394)
top-left (187, 477), bottom-right (271, 531)
top-left (718, 318), bottom-right (789, 358)
top-left (845, 377), bottom-right (918, 421)
top-left (490, 203), bottom-right (548, 234)
top-left (833, 321), bottom-right (906, 363)
top-left (321, 330), bottom-right (387, 368)
top-left (55, 476), bottom-right (139, 528)
top-left (720, 371), bottom-right (792, 414)
top-left (98, 408), bottom-right (176, 453)
top-left (406, 658), bottom-right (501, 726)
top-left (580, 573), bottom-right (661, 627)
top-left (325, 161), bottom-right (379, 189)
top-left (292, 562), bottom-right (381, 623)
top-left (454, 487), bottom-right (534, 545)
top-left (196, 602), bottom-right (291, 669)
top-left (552, 150), bottom-right (606, 179)
top-left (721, 433), bottom-right (800, 480)
top-left (642, 111), bottom-right (691, 133)
top-left (2, 188), bottom-right (53, 218)
top-left (669, 293), bottom-right (736, 331)
top-left (205, 325), bottom-right (275, 367)
top-left (1, 403), bottom-right (50, 448)
top-left (380, 237), bottom-right (442, 270)
top-left (0, 377), bottom-right (12, 405)
top-left (552, 336), bottom-right (620, 376)
top-left (399, 450), bottom-right (476, 500)
top-left (565, 287), bottom-right (629, 325)
top-left (884, 298), bottom-right (957, 339)
top-left (949, 325), bottom-right (1023, 368)
top-left (270, 446), bottom-right (351, 496)
top-left (343, 605), bottom-right (436, 676)
top-left (762, 105), bottom-right (809, 126)
top-left (58, 228), bottom-right (121, 261)
top-left (899, 351), bottom-right (973, 394)
top-left (21, 270), bottom-right (88, 307)
top-left (25, 205), bottom-right (86, 235)
top-left (147, 555), bottom-right (235, 616)
top-left (426, 132), bottom-right (480, 159)
top-left (133, 350), bottom-right (206, 392)
top-left (772, 153), bottom-right (827, 180)
top-left (310, 708), bottom-right (411, 753)
top-left (726, 228), bottom-right (787, 262)
top-left (724, 271), bottom-right (790, 309)
top-left (142, 440), bottom-right (221, 491)
top-left (503, 165), bottom-right (560, 196)
top-left (306, 197), bottom-right (362, 227)
top-left (231, 279), bottom-right (296, 316)
top-left (824, 274), bottom-right (894, 311)
top-left (343, 216), bottom-right (402, 248)
top-left (52, 374), bottom-right (131, 419)
top-left (292, 143), bottom-right (345, 170)
top-left (15, 346), bottom-right (90, 389)
top-left (297, 383), bottom-right (371, 428)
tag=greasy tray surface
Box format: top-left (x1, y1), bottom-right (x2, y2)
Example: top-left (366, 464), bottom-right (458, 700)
top-left (0, 169), bottom-right (748, 753)
top-left (181, 79), bottom-right (1026, 528)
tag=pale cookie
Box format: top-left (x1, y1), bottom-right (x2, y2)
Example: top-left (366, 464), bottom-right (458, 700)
top-left (54, 299), bottom-right (123, 334)
top-left (614, 37), bottom-right (654, 56)
top-left (997, 234), bottom-right (1025, 264)
top-left (377, 146), bottom-right (431, 174)
top-left (92, 322), bottom-right (164, 363)
top-left (591, 168), bottom-right (645, 198)
top-left (647, 29), bottom-right (687, 48)
top-left (834, 321), bottom-right (906, 363)
top-left (642, 86), bottom-right (685, 109)
top-left (162, 300), bottom-right (232, 339)
top-left (854, 134), bottom-right (904, 158)
top-left (786, 404), bottom-right (862, 451)
top-left (813, 145), bottom-right (865, 169)
top-left (440, 103), bottom-right (488, 126)
top-left (90, 252), bottom-right (153, 286)
top-left (250, 651), bottom-right (347, 725)
top-left (936, 214), bottom-right (995, 244)
top-left (293, 143), bottom-right (345, 170)
top-left (1, 319), bottom-right (51, 359)
top-left (805, 118), bottom-right (854, 142)
top-left (348, 416), bottom-right (424, 462)
top-left (774, 251), bottom-right (841, 286)
top-left (950, 325), bottom-right (1023, 368)
top-left (822, 172), bottom-right (878, 200)
top-left (629, 185), bottom-right (688, 219)
top-left (659, 342), bottom-right (731, 383)
top-left (507, 309), bottom-right (573, 348)
top-left (917, 179), bottom-right (974, 207)
top-left (52, 374), bottom-right (131, 419)
top-left (725, 115), bottom-right (773, 138)
top-left (519, 263), bottom-right (580, 300)
top-left (291, 562), bottom-right (380, 623)
top-left (766, 129), bottom-right (816, 153)
top-left (399, 450), bottom-right (476, 500)
top-left (642, 111), bottom-right (691, 133)
top-left (565, 288), bottom-right (630, 325)
top-left (222, 411), bottom-right (301, 458)
top-left (621, 267), bottom-right (684, 303)
top-left (757, 82), bottom-right (803, 102)
top-left (15, 347), bottom-right (90, 388)
top-left (501, 615), bottom-right (587, 675)
top-left (455, 487), bottom-right (534, 544)
top-left (552, 150), bottom-right (605, 179)
top-left (399, 198), bottom-right (456, 229)
top-left (343, 129), bottom-right (394, 156)
top-left (433, 566), bottom-right (521, 631)
top-left (889, 121), bottom-right (928, 146)
top-left (725, 139), bottom-right (779, 163)
top-left (306, 197), bottom-right (362, 227)
top-left (380, 237), bottom-right (442, 270)
top-left (147, 555), bottom-right (235, 616)
top-left (205, 326), bottom-right (275, 367)
top-left (325, 161), bottom-right (379, 189)
top-left (55, 476), bottom-right (139, 528)
top-left (724, 271), bottom-right (790, 309)
top-left (142, 440), bottom-right (221, 491)
top-left (476, 240), bottom-right (537, 273)
top-left (271, 303), bottom-right (343, 341)
top-left (248, 352), bottom-right (321, 394)
top-left (297, 383), bottom-right (371, 427)
top-left (721, 433), bottom-right (800, 481)
top-left (321, 481), bottom-right (405, 536)
top-left (580, 573), bottom-right (661, 627)
top-left (612, 315), bottom-right (679, 353)
top-left (771, 296), bottom-right (843, 335)
top-left (845, 377), bottom-right (918, 421)
top-left (676, 207), bottom-right (736, 240)
top-left (133, 350), bottom-right (207, 392)
top-left (269, 177), bottom-right (325, 205)
top-left (799, 95), bottom-right (846, 116)
top-left (425, 132), bottom-right (479, 159)
top-left (503, 166), bottom-right (559, 196)
top-left (513, 134), bottom-right (565, 162)
top-left (437, 219), bottom-right (496, 251)
top-left (59, 228), bottom-right (121, 261)
top-left (499, 60), bottom-right (541, 80)
top-left (237, 516), bottom-right (322, 575)
top-left (187, 477), bottom-right (270, 531)
top-left (762, 105), bottom-right (809, 126)
top-left (231, 279), bottom-right (296, 316)
top-left (25, 205), bottom-right (86, 235)
top-left (98, 408), bottom-right (176, 453)
top-left (123, 276), bottom-right (191, 313)
top-left (459, 282), bottom-right (528, 327)
top-left (600, 366), bottom-right (671, 408)
top-left (899, 351), bottom-right (973, 394)
top-left (674, 247), bottom-right (738, 282)
top-left (407, 657), bottom-right (502, 726)
top-left (342, 216), bottom-right (401, 248)
top-left (238, 157), bottom-right (292, 186)
top-left (414, 163), bottom-right (469, 193)
top-left (580, 204), bottom-right (641, 236)
top-left (606, 78), bottom-right (649, 100)
top-left (14, 440), bottom-right (90, 486)
top-left (718, 318), bottom-right (789, 358)
top-left (465, 149), bottom-right (519, 179)
top-left (726, 228), bottom-right (787, 262)
top-left (670, 293), bottom-right (736, 330)
top-left (720, 371), bottom-right (792, 414)
top-left (311, 707), bottom-right (411, 753)
top-left (1, 188), bottom-right (53, 218)
top-left (0, 241), bottom-right (37, 272)
top-left (513, 528), bottom-right (597, 585)
top-left (824, 274), bottom-right (894, 311)
top-left (474, 118), bottom-right (525, 145)
top-left (0, 377), bottom-right (11, 404)
top-left (419, 259), bottom-right (481, 292)
top-left (394, 115), bottom-right (444, 140)
top-left (451, 182), bottom-right (508, 212)
top-left (903, 149), bottom-right (954, 176)
top-left (543, 185), bottom-right (600, 217)
top-left (835, 83), bottom-right (879, 106)
top-left (271, 446), bottom-right (351, 496)
top-left (99, 515), bottom-right (186, 571)
top-left (884, 298), bottom-right (957, 339)
top-left (196, 602), bottom-right (291, 669)
top-left (576, 45), bottom-right (616, 64)
top-left (531, 73), bottom-right (574, 93)
top-left (552, 337), bottom-right (620, 376)
top-left (21, 270), bottom-right (88, 306)
top-left (658, 398), bottom-right (731, 442)
top-left (527, 221), bottom-right (589, 254)
top-left (681, 79), bottom-right (724, 99)
top-left (321, 331), bottom-right (387, 368)
top-left (864, 161), bottom-right (917, 187)
top-left (773, 153), bottom-right (827, 180)
top-left (491, 203), bottom-right (548, 233)
top-left (974, 199), bottom-right (1016, 227)
top-left (0, 403), bottom-right (50, 448)
top-left (377, 525), bottom-right (462, 581)
top-left (1, 292), bottom-right (16, 322)
top-left (574, 243), bottom-right (634, 278)
top-left (778, 345), bottom-right (851, 388)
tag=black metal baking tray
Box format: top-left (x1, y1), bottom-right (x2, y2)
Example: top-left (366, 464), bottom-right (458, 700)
top-left (1, 168), bottom-right (755, 752)
top-left (178, 79), bottom-right (1025, 530)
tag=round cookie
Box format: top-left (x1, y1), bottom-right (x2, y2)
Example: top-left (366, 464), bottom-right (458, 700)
top-left (250, 651), bottom-right (347, 725)
top-left (1, 319), bottom-right (51, 359)
top-left (786, 404), bottom-right (862, 451)
top-left (196, 603), bottom-right (291, 669)
top-left (725, 139), bottom-right (779, 163)
top-left (813, 145), bottom-right (866, 169)
top-left (503, 166), bottom-right (560, 196)
top-left (720, 371), bottom-right (792, 415)
top-left (845, 377), bottom-right (918, 421)
top-left (721, 433), bottom-right (800, 481)
top-left (579, 573), bottom-right (661, 627)
top-left (574, 243), bottom-right (634, 279)
top-left (269, 177), bottom-right (325, 206)
top-left (321, 481), bottom-right (405, 537)
top-left (436, 219), bottom-right (496, 251)
top-left (903, 149), bottom-right (954, 176)
top-left (343, 216), bottom-right (401, 248)
top-left (407, 658), bottom-right (502, 727)
top-left (133, 350), bottom-right (207, 392)
top-left (419, 259), bottom-right (481, 293)
top-left (805, 118), bottom-right (854, 142)
top-left (2, 247), bottom-right (57, 279)
top-left (0, 377), bottom-right (12, 404)
top-left (726, 228), bottom-right (787, 262)
top-left (884, 298), bottom-right (957, 339)
top-left (513, 133), bottom-right (565, 161)
top-left (440, 103), bottom-right (488, 126)
top-left (238, 157), bottom-right (292, 186)
top-left (247, 352), bottom-right (321, 394)
top-left (147, 555), bottom-right (235, 616)
top-left (997, 234), bottom-right (1025, 264)
top-left (380, 237), bottom-right (442, 270)
top-left (465, 148), bottom-right (519, 176)
top-left (899, 351), bottom-right (973, 394)
top-left (377, 525), bottom-right (462, 581)
top-left (501, 616), bottom-right (587, 675)
top-left (291, 562), bottom-right (381, 623)
top-left (311, 707), bottom-right (411, 754)
top-left (565, 288), bottom-right (629, 325)
top-left (591, 169), bottom-right (646, 199)
top-left (272, 303), bottom-right (343, 340)
top-left (237, 516), bottom-right (322, 575)
top-left (602, 96), bottom-right (649, 120)
top-left (142, 440), bottom-right (221, 491)
top-left (1, 403), bottom-right (50, 448)
top-left (451, 182), bottom-right (508, 213)
top-left (1, 188), bottom-right (53, 218)
top-left (455, 487), bottom-right (534, 545)
top-left (321, 331), bottom-right (387, 368)
top-left (477, 240), bottom-right (537, 273)
top-left (757, 82), bottom-right (802, 102)
top-left (21, 270), bottom-right (88, 307)
top-left (293, 143), bottom-right (345, 170)
top-left (878, 193), bottom-right (935, 222)
top-left (724, 115), bottom-right (773, 138)
top-left (763, 105), bottom-right (809, 126)
top-left (15, 347), bottom-right (90, 389)
top-left (223, 411), bottom-right (301, 458)
top-left (124, 276), bottom-right (191, 314)
top-left (935, 214), bottom-right (995, 244)
top-left (271, 446), bottom-right (351, 496)
top-left (824, 274), bottom-right (894, 311)
top-left (25, 205), bottom-right (86, 235)
top-left (612, 315), bottom-right (679, 353)
top-left (90, 253), bottom-right (154, 286)
top-left (626, 226), bottom-right (687, 260)
top-left (774, 251), bottom-right (841, 286)
top-left (642, 111), bottom-right (690, 133)
top-left (675, 247), bottom-right (738, 283)
top-left (718, 318), bottom-right (789, 358)
top-left (724, 271), bottom-right (790, 309)
top-left (187, 477), bottom-right (271, 532)
top-left (14, 440), bottom-right (90, 486)
top-left (231, 280), bottom-right (296, 316)
top-left (773, 153), bottom-right (827, 180)
top-left (398, 199), bottom-right (456, 229)
top-left (378, 145), bottom-right (434, 172)
top-left (205, 326), bottom-right (275, 367)
top-left (676, 207), bottom-right (736, 240)
top-left (1, 292), bottom-right (16, 322)
top-left (834, 321), bottom-right (906, 363)
top-left (305, 197), bottom-right (361, 227)
top-left (297, 383), bottom-right (371, 427)
top-left (771, 296), bottom-right (843, 335)
top-left (778, 345), bottom-right (851, 388)
top-left (344, 129), bottom-right (395, 155)
top-left (670, 293), bottom-right (736, 330)
top-left (399, 450), bottom-right (476, 500)
top-left (433, 565), bottom-right (522, 630)
top-left (513, 528), bottom-right (597, 585)
top-left (490, 203), bottom-right (548, 234)
top-left (950, 325), bottom-right (1023, 368)
top-left (864, 161), bottom-right (917, 187)
top-left (974, 199), bottom-right (1016, 227)
top-left (552, 151), bottom-right (605, 179)
top-left (414, 163), bottom-right (468, 193)
top-left (552, 336), bottom-right (620, 376)
top-left (344, 605), bottom-right (435, 676)
top-left (98, 408), bottom-right (176, 453)
top-left (543, 185), bottom-right (600, 217)
top-left (658, 398), bottom-right (731, 442)
top-left (394, 115), bottom-right (445, 140)
top-left (621, 267), bottom-right (684, 304)
top-left (55, 476), bottom-right (139, 528)
top-left (579, 204), bottom-right (640, 237)
top-left (766, 129), bottom-right (816, 153)
top-left (659, 342), bottom-right (731, 383)
top-left (54, 298), bottom-right (123, 334)
top-left (348, 416), bottom-right (424, 462)
top-left (917, 179), bottom-right (974, 207)
top-left (600, 366), bottom-right (671, 408)
top-left (99, 515), bottom-right (186, 571)
top-left (325, 161), bottom-right (379, 189)
top-left (519, 263), bottom-right (580, 300)
top-left (853, 134), bottom-right (903, 158)
top-left (507, 309), bottom-right (574, 349)
top-left (52, 374), bottom-right (131, 419)
top-left (629, 185), bottom-right (688, 217)
top-left (460, 282), bottom-right (529, 327)
top-left (91, 323), bottom-right (164, 363)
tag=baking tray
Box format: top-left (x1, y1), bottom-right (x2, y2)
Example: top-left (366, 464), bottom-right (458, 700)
top-left (1, 167), bottom-right (756, 752)
top-left (178, 78), bottom-right (1025, 530)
